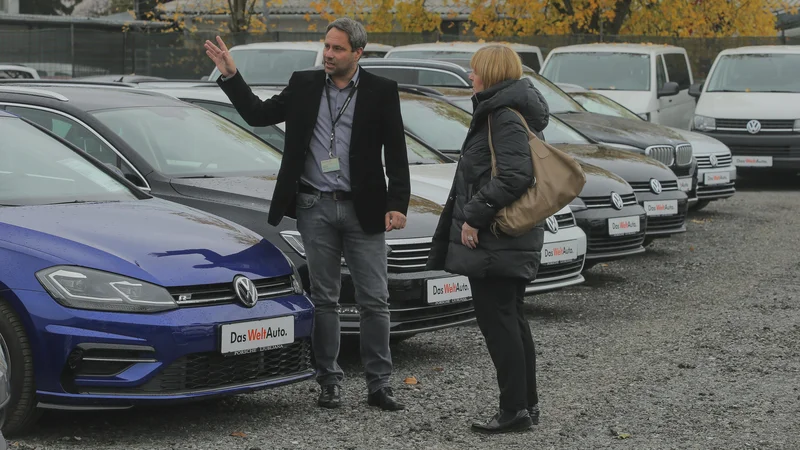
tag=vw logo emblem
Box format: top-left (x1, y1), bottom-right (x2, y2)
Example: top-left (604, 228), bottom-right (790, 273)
top-left (546, 215), bottom-right (559, 233)
top-left (233, 275), bottom-right (258, 308)
top-left (650, 178), bottom-right (662, 194)
top-left (709, 154), bottom-right (718, 167)
top-left (746, 120), bottom-right (761, 134)
top-left (610, 192), bottom-right (624, 210)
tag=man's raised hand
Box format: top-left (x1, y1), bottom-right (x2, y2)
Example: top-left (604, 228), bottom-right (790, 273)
top-left (204, 36), bottom-right (237, 79)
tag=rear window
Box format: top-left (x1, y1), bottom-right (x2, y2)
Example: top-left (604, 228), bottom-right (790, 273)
top-left (542, 52), bottom-right (651, 91)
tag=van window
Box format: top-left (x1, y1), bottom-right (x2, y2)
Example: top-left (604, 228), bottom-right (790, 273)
top-left (656, 56), bottom-right (667, 89)
top-left (518, 53), bottom-right (541, 72)
top-left (663, 53), bottom-right (691, 89)
top-left (542, 52), bottom-right (651, 91)
top-left (706, 54), bottom-right (800, 93)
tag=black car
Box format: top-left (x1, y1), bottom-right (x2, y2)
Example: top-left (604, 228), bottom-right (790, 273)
top-left (356, 59), bottom-right (698, 199)
top-left (0, 82), bottom-right (476, 339)
top-left (544, 115), bottom-right (689, 245)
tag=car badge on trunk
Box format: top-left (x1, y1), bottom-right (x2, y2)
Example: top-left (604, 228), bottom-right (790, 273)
top-left (233, 275), bottom-right (258, 308)
top-left (546, 215), bottom-right (559, 233)
top-left (650, 178), bottom-right (662, 194)
top-left (610, 192), bottom-right (624, 210)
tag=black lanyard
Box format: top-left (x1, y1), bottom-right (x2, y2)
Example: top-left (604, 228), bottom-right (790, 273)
top-left (325, 79), bottom-right (359, 157)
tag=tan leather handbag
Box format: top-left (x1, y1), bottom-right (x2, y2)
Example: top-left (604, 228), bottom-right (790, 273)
top-left (487, 107), bottom-right (586, 237)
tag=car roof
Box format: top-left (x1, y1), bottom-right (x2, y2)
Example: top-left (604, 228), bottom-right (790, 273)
top-left (359, 58), bottom-right (469, 72)
top-left (388, 42), bottom-right (541, 52)
top-left (548, 43), bottom-right (686, 55)
top-left (718, 45), bottom-right (800, 56)
top-left (229, 41), bottom-right (324, 51)
top-left (0, 82), bottom-right (191, 111)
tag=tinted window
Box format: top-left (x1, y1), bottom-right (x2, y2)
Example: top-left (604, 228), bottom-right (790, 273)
top-left (571, 92), bottom-right (642, 121)
top-left (211, 49), bottom-right (318, 84)
top-left (541, 116), bottom-right (591, 145)
top-left (542, 52), bottom-right (651, 91)
top-left (190, 101), bottom-right (286, 150)
top-left (656, 55), bottom-right (667, 89)
top-left (365, 67), bottom-right (468, 87)
top-left (706, 54), bottom-right (800, 93)
top-left (91, 106), bottom-right (283, 178)
top-left (399, 95), bottom-right (471, 153)
top-left (663, 53), bottom-right (691, 89)
top-left (0, 117), bottom-right (139, 206)
top-left (519, 53), bottom-right (541, 72)
top-left (6, 106), bottom-right (145, 186)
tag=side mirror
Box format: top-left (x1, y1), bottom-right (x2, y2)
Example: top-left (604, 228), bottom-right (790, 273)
top-left (688, 81), bottom-right (703, 99)
top-left (657, 81), bottom-right (680, 98)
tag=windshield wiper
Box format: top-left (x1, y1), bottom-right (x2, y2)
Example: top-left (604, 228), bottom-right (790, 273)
top-left (46, 200), bottom-right (120, 205)
top-left (0, 204), bottom-right (21, 207)
top-left (178, 175), bottom-right (217, 179)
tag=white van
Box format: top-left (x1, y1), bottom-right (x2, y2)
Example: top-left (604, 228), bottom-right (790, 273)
top-left (384, 42), bottom-right (544, 73)
top-left (540, 43), bottom-right (696, 129)
top-left (207, 41), bottom-right (393, 84)
top-left (689, 45), bottom-right (800, 173)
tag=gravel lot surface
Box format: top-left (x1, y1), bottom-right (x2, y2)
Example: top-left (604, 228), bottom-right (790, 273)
top-left (9, 177), bottom-right (800, 450)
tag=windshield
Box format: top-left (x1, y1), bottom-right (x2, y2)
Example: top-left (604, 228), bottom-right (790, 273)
top-left (210, 49), bottom-right (318, 84)
top-left (0, 118), bottom-right (139, 206)
top-left (91, 106), bottom-right (283, 178)
top-left (542, 52), bottom-right (651, 91)
top-left (706, 54), bottom-right (800, 93)
top-left (571, 92), bottom-right (643, 120)
top-left (542, 116), bottom-right (592, 145)
top-left (400, 94), bottom-right (471, 153)
top-left (404, 134), bottom-right (450, 164)
top-left (524, 74), bottom-right (584, 113)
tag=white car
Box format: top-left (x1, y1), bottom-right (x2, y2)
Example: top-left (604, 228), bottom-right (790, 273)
top-left (384, 41), bottom-right (544, 73)
top-left (541, 43), bottom-right (696, 129)
top-left (0, 64), bottom-right (39, 79)
top-left (689, 45), bottom-right (800, 175)
top-left (207, 41), bottom-right (395, 84)
top-left (136, 82), bottom-right (588, 294)
top-left (558, 83), bottom-right (736, 210)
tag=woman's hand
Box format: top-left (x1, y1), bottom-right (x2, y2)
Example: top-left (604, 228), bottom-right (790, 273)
top-left (461, 222), bottom-right (479, 249)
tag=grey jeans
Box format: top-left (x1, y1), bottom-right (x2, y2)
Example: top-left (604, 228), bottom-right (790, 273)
top-left (295, 192), bottom-right (392, 393)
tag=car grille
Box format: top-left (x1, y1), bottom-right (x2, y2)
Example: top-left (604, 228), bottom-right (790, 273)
top-left (645, 145), bottom-right (675, 166)
top-left (646, 214), bottom-right (686, 233)
top-left (554, 211), bottom-right (576, 228)
top-left (629, 180), bottom-right (679, 192)
top-left (697, 183), bottom-right (736, 199)
top-left (377, 301), bottom-right (475, 335)
top-left (586, 222), bottom-right (646, 254)
top-left (581, 193), bottom-right (637, 209)
top-left (139, 339), bottom-right (312, 393)
top-left (536, 255), bottom-right (585, 280)
top-left (168, 277), bottom-right (295, 307)
top-left (675, 144), bottom-right (693, 166)
top-left (716, 118), bottom-right (795, 132)
top-left (696, 153), bottom-right (732, 168)
top-left (387, 237), bottom-right (431, 273)
top-left (728, 146), bottom-right (800, 158)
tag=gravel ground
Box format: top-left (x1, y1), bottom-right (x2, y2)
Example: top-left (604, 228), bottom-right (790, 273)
top-left (9, 176), bottom-right (800, 450)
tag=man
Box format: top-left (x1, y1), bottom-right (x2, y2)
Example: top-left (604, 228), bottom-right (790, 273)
top-left (204, 18), bottom-right (410, 411)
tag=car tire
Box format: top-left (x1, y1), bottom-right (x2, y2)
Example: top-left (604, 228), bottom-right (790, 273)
top-left (690, 200), bottom-right (710, 211)
top-left (0, 299), bottom-right (42, 437)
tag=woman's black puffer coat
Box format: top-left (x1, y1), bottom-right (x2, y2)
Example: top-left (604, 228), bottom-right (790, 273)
top-left (427, 78), bottom-right (550, 280)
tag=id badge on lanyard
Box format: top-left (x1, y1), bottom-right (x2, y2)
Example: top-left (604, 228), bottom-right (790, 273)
top-left (322, 80), bottom-right (358, 173)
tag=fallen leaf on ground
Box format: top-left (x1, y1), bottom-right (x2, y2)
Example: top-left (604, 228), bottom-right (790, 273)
top-left (433, 367), bottom-right (444, 372)
top-left (404, 376), bottom-right (419, 385)
top-left (231, 431), bottom-right (247, 438)
top-left (617, 433), bottom-right (632, 439)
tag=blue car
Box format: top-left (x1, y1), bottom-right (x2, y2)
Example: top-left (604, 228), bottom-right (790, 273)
top-left (0, 111), bottom-right (314, 436)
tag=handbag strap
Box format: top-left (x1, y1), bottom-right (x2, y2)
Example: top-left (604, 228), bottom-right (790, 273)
top-left (487, 107), bottom-right (535, 176)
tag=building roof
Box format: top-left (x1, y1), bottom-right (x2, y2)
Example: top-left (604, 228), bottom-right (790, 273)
top-left (0, 12), bottom-right (170, 29)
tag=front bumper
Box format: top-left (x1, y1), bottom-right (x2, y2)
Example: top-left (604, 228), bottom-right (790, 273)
top-left (527, 225), bottom-right (587, 294)
top-left (635, 191), bottom-right (689, 238)
top-left (697, 165), bottom-right (737, 200)
top-left (694, 130), bottom-right (800, 171)
top-left (574, 205), bottom-right (647, 263)
top-left (12, 289), bottom-right (314, 409)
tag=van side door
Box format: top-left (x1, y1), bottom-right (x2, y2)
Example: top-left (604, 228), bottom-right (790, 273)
top-left (661, 51), bottom-right (695, 128)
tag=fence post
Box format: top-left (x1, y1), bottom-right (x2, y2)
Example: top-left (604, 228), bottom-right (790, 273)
top-left (70, 23), bottom-right (75, 78)
top-left (122, 30), bottom-right (127, 73)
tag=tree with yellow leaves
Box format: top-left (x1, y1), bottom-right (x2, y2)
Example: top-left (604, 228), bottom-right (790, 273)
top-left (307, 0), bottom-right (442, 32)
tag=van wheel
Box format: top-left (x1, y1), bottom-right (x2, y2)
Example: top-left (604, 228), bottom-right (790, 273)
top-left (0, 299), bottom-right (42, 437)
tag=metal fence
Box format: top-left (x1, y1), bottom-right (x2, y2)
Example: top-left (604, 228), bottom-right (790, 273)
top-left (0, 26), bottom-right (795, 80)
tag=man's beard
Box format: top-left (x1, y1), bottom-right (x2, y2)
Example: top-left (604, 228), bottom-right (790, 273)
top-left (326, 60), bottom-right (355, 77)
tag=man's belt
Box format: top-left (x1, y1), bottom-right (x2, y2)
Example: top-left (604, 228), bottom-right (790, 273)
top-left (298, 183), bottom-right (353, 200)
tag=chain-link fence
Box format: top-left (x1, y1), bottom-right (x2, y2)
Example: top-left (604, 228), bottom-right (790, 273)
top-left (0, 26), bottom-right (795, 81)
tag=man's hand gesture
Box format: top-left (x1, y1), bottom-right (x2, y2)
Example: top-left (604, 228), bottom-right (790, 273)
top-left (204, 36), bottom-right (237, 79)
top-left (385, 211), bottom-right (407, 232)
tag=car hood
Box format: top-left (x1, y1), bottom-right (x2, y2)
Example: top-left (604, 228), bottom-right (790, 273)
top-left (555, 143), bottom-right (677, 184)
top-left (695, 92), bottom-right (800, 120)
top-left (408, 163), bottom-right (457, 205)
top-left (0, 199), bottom-right (291, 287)
top-left (170, 176), bottom-right (443, 239)
top-left (588, 90), bottom-right (653, 116)
top-left (555, 112), bottom-right (688, 149)
top-left (574, 159), bottom-right (635, 197)
top-left (665, 127), bottom-right (731, 156)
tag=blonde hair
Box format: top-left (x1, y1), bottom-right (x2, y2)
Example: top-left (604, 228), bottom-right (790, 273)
top-left (470, 45), bottom-right (523, 89)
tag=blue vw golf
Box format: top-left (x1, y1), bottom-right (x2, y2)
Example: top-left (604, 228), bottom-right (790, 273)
top-left (0, 111), bottom-right (314, 436)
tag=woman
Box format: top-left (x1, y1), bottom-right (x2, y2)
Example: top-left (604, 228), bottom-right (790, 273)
top-left (427, 45), bottom-right (550, 434)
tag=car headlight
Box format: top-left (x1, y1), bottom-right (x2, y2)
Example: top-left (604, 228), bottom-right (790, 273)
top-left (35, 266), bottom-right (177, 313)
top-left (279, 230), bottom-right (391, 267)
top-left (693, 115), bottom-right (716, 132)
top-left (794, 119), bottom-right (800, 132)
top-left (568, 197), bottom-right (588, 212)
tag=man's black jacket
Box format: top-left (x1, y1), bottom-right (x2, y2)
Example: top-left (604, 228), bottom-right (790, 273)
top-left (217, 67), bottom-right (410, 234)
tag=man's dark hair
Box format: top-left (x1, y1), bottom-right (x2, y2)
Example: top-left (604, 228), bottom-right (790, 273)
top-left (326, 18), bottom-right (368, 51)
